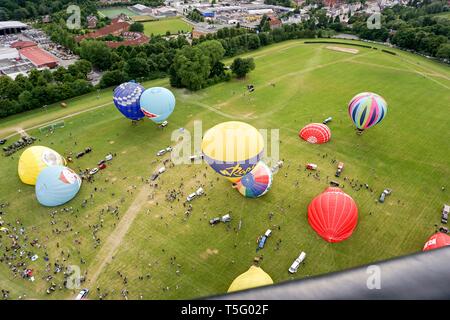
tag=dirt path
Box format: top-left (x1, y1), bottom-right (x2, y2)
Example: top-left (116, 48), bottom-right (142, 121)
top-left (86, 185), bottom-right (152, 286)
top-left (0, 102), bottom-right (112, 139)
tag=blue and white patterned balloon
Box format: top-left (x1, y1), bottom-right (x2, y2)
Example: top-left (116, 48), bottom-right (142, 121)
top-left (113, 82), bottom-right (145, 121)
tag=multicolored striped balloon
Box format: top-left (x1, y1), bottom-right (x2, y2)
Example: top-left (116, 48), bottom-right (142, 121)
top-left (234, 162), bottom-right (272, 198)
top-left (113, 82), bottom-right (145, 121)
top-left (348, 92), bottom-right (387, 130)
top-left (299, 123), bottom-right (331, 144)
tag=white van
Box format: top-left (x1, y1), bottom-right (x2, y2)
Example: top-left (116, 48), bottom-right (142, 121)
top-left (186, 193), bottom-right (197, 202)
top-left (158, 167), bottom-right (166, 174)
top-left (196, 187), bottom-right (204, 196)
top-left (288, 252), bottom-right (306, 274)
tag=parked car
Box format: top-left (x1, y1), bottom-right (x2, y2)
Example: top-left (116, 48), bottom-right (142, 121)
top-left (221, 214), bottom-right (231, 223)
top-left (166, 146), bottom-right (172, 152)
top-left (330, 180), bottom-right (340, 187)
top-left (159, 121), bottom-right (168, 128)
top-left (76, 151), bottom-right (85, 159)
top-left (442, 204), bottom-right (450, 224)
top-left (306, 163), bottom-right (317, 170)
top-left (186, 193), bottom-right (197, 202)
top-left (379, 189), bottom-right (392, 203)
top-left (75, 288), bottom-right (89, 300)
top-left (288, 252), bottom-right (307, 274)
top-left (84, 147), bottom-right (92, 153)
top-left (264, 229), bottom-right (272, 237)
top-left (156, 149), bottom-right (167, 156)
top-left (439, 226), bottom-right (449, 234)
top-left (150, 173), bottom-right (159, 181)
top-left (98, 163), bottom-right (106, 170)
top-left (158, 167), bottom-right (166, 174)
top-left (105, 154), bottom-right (113, 161)
top-left (89, 168), bottom-right (99, 175)
top-left (98, 159), bottom-right (106, 166)
top-left (257, 236), bottom-right (268, 250)
top-left (196, 187), bottom-right (204, 196)
top-left (322, 117), bottom-right (332, 124)
top-left (209, 217), bottom-right (221, 225)
top-left (0, 139), bottom-right (6, 145)
top-left (335, 162), bottom-right (344, 177)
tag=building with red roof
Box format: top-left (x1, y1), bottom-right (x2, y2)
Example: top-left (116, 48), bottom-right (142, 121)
top-left (18, 46), bottom-right (59, 68)
top-left (10, 40), bottom-right (37, 49)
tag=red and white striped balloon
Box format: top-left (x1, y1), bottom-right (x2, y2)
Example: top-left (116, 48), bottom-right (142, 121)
top-left (299, 123), bottom-right (331, 144)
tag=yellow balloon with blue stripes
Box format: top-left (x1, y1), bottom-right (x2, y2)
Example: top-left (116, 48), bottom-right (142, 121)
top-left (201, 121), bottom-right (264, 183)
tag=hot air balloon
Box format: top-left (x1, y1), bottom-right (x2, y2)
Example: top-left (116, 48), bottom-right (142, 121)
top-left (113, 81), bottom-right (145, 121)
top-left (348, 92), bottom-right (387, 132)
top-left (201, 121), bottom-right (264, 183)
top-left (35, 166), bottom-right (82, 207)
top-left (308, 187), bottom-right (358, 243)
top-left (234, 161), bottom-right (272, 198)
top-left (299, 123), bottom-right (331, 144)
top-left (423, 233), bottom-right (450, 251)
top-left (139, 87), bottom-right (175, 124)
top-left (18, 146), bottom-right (66, 185)
top-left (227, 266), bottom-right (273, 293)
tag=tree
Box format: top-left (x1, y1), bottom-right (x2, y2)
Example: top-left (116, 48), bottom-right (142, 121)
top-left (231, 57), bottom-right (255, 78)
top-left (436, 43), bottom-right (450, 60)
top-left (197, 40), bottom-right (225, 66)
top-left (170, 46), bottom-right (210, 90)
top-left (125, 57), bottom-right (150, 79)
top-left (99, 70), bottom-right (129, 88)
top-left (129, 22), bottom-right (144, 33)
top-left (79, 40), bottom-right (112, 71)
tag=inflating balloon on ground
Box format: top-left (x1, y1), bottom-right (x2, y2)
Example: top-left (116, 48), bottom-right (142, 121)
top-left (234, 161), bottom-right (273, 198)
top-left (201, 121), bottom-right (264, 183)
top-left (348, 92), bottom-right (387, 132)
top-left (308, 187), bottom-right (358, 243)
top-left (139, 87), bottom-right (175, 124)
top-left (35, 166), bottom-right (82, 207)
top-left (18, 146), bottom-right (66, 185)
top-left (113, 81), bottom-right (145, 121)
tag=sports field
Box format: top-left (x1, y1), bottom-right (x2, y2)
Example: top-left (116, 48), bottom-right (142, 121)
top-left (142, 18), bottom-right (193, 36)
top-left (97, 7), bottom-right (137, 19)
top-left (0, 40), bottom-right (449, 300)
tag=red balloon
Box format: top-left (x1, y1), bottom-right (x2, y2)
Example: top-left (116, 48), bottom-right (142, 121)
top-left (423, 232), bottom-right (450, 251)
top-left (308, 187), bottom-right (358, 243)
top-left (299, 123), bottom-right (331, 144)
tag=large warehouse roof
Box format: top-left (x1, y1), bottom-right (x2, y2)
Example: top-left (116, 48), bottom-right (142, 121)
top-left (0, 21), bottom-right (28, 31)
top-left (19, 46), bottom-right (58, 68)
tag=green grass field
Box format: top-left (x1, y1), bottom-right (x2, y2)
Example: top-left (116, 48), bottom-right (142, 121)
top-left (97, 7), bottom-right (137, 19)
top-left (142, 18), bottom-right (193, 36)
top-left (0, 40), bottom-right (449, 300)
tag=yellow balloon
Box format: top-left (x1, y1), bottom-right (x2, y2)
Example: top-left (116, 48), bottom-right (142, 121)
top-left (18, 146), bottom-right (66, 185)
top-left (202, 121), bottom-right (264, 183)
top-left (227, 265), bottom-right (273, 293)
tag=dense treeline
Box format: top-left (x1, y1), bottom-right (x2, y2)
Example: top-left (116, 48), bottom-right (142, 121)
top-left (348, 0), bottom-right (450, 59)
top-left (0, 0), bottom-right (97, 21)
top-left (0, 60), bottom-right (93, 118)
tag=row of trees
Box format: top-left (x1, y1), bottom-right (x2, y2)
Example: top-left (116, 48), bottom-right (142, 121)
top-left (0, 60), bottom-right (93, 118)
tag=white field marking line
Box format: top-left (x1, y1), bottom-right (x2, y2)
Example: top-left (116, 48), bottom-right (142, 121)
top-left (1, 102), bottom-right (112, 140)
top-left (189, 101), bottom-right (256, 119)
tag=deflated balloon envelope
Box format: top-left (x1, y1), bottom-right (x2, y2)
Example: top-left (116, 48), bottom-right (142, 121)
top-left (35, 166), bottom-right (82, 207)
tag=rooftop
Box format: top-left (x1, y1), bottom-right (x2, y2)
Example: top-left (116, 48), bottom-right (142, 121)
top-left (0, 21), bottom-right (28, 30)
